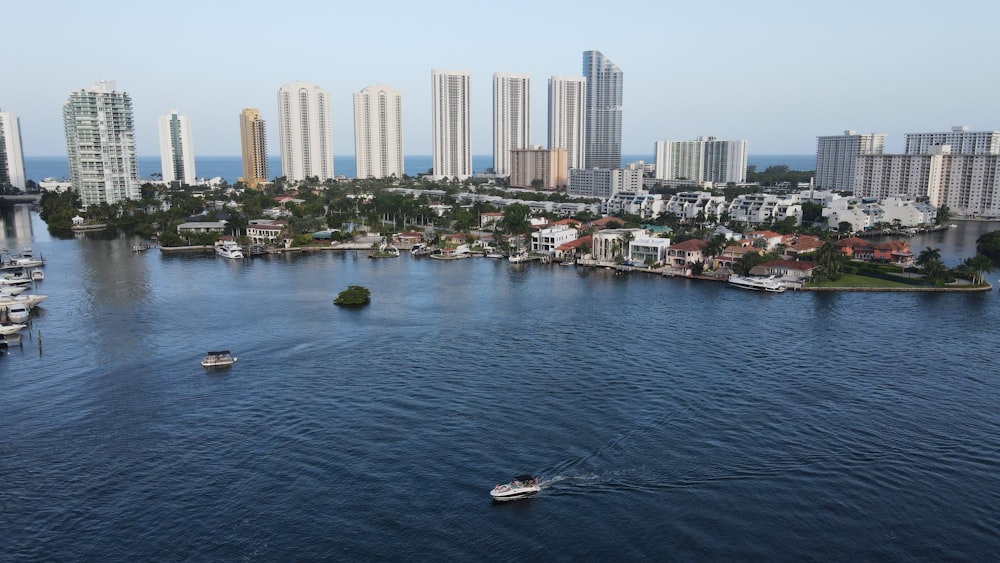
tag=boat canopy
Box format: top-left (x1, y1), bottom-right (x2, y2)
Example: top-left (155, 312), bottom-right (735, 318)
top-left (206, 350), bottom-right (231, 355)
top-left (515, 474), bottom-right (534, 482)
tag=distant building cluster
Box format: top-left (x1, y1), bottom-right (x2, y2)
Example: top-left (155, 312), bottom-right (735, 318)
top-left (815, 126), bottom-right (1000, 218)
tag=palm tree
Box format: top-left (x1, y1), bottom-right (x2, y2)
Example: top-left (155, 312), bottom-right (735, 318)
top-left (815, 241), bottom-right (847, 281)
top-left (916, 246), bottom-right (942, 269)
top-left (962, 254), bottom-right (994, 285)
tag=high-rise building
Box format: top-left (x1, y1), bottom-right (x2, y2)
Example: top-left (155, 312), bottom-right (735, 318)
top-left (582, 50), bottom-right (623, 169)
top-left (431, 69), bottom-right (472, 180)
top-left (353, 84), bottom-right (404, 179)
top-left (0, 111), bottom-right (26, 190)
top-left (510, 146), bottom-right (567, 190)
top-left (492, 73), bottom-right (530, 176)
top-left (547, 76), bottom-right (586, 170)
top-left (568, 167), bottom-right (641, 199)
top-left (815, 131), bottom-right (886, 192)
top-left (655, 137), bottom-right (748, 184)
top-left (157, 110), bottom-right (197, 186)
top-left (277, 81), bottom-right (334, 182)
top-left (62, 80), bottom-right (139, 206)
top-left (904, 125), bottom-right (1000, 155)
top-left (239, 108), bottom-right (269, 189)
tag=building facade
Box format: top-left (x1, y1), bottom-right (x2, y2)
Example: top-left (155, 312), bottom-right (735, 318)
top-left (62, 80), bottom-right (140, 206)
top-left (815, 130), bottom-right (886, 192)
top-left (567, 167), bottom-right (641, 199)
top-left (157, 110), bottom-right (196, 185)
top-left (905, 125), bottom-right (1000, 155)
top-left (431, 69), bottom-right (472, 180)
top-left (353, 84), bottom-right (404, 179)
top-left (547, 76), bottom-right (586, 170)
top-left (239, 108), bottom-right (269, 189)
top-left (509, 147), bottom-right (567, 189)
top-left (655, 136), bottom-right (748, 184)
top-left (582, 50), bottom-right (622, 169)
top-left (492, 73), bottom-right (530, 177)
top-left (277, 81), bottom-right (334, 182)
top-left (0, 111), bottom-right (26, 190)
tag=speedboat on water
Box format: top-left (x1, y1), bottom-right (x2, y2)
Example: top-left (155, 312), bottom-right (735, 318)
top-left (490, 475), bottom-right (540, 502)
top-left (202, 350), bottom-right (238, 368)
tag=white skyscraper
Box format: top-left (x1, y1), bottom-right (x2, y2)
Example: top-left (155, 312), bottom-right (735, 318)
top-left (904, 125), bottom-right (1000, 155)
top-left (583, 50), bottom-right (623, 169)
top-left (492, 73), bottom-right (530, 176)
top-left (277, 81), bottom-right (334, 182)
top-left (548, 76), bottom-right (586, 170)
top-left (815, 130), bottom-right (886, 192)
top-left (353, 84), bottom-right (404, 179)
top-left (431, 69), bottom-right (472, 180)
top-left (157, 110), bottom-right (197, 185)
top-left (63, 80), bottom-right (140, 206)
top-left (0, 111), bottom-right (27, 190)
top-left (655, 137), bottom-right (748, 184)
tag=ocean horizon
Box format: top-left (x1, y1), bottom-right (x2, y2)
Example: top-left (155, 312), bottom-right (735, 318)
top-left (23, 154), bottom-right (816, 184)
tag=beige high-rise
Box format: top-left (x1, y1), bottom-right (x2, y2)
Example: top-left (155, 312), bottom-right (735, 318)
top-left (240, 108), bottom-right (268, 189)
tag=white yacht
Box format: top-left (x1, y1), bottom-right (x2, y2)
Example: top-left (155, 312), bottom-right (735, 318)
top-left (6, 303), bottom-right (29, 323)
top-left (201, 350), bottom-right (238, 368)
top-left (215, 240), bottom-right (244, 260)
top-left (0, 323), bottom-right (26, 336)
top-left (728, 274), bottom-right (787, 293)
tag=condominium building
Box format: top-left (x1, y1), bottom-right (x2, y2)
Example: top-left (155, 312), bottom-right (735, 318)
top-left (509, 146), bottom-right (567, 189)
top-left (815, 130), bottom-right (886, 191)
top-left (62, 80), bottom-right (140, 206)
top-left (431, 69), bottom-right (472, 180)
top-left (0, 111), bottom-right (26, 190)
top-left (655, 136), bottom-right (748, 184)
top-left (157, 110), bottom-right (197, 185)
top-left (567, 167), bottom-right (641, 199)
top-left (353, 84), bottom-right (404, 179)
top-left (854, 145), bottom-right (1000, 217)
top-left (277, 81), bottom-right (334, 182)
top-left (239, 108), bottom-right (269, 189)
top-left (492, 73), bottom-right (530, 176)
top-left (582, 50), bottom-right (623, 169)
top-left (904, 125), bottom-right (1000, 155)
top-left (547, 76), bottom-right (586, 170)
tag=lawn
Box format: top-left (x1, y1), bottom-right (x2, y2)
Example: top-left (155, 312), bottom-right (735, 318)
top-left (806, 273), bottom-right (925, 288)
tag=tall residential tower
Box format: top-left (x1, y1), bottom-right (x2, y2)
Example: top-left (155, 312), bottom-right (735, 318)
top-left (0, 111), bottom-right (26, 190)
top-left (547, 76), bottom-right (586, 171)
top-left (431, 69), bottom-right (472, 180)
top-left (582, 50), bottom-right (623, 169)
top-left (492, 73), bottom-right (530, 177)
top-left (239, 108), bottom-right (269, 189)
top-left (277, 81), bottom-right (334, 182)
top-left (353, 84), bottom-right (404, 179)
top-left (655, 136), bottom-right (748, 184)
top-left (62, 80), bottom-right (139, 206)
top-left (815, 130), bottom-right (886, 192)
top-left (157, 110), bottom-right (197, 185)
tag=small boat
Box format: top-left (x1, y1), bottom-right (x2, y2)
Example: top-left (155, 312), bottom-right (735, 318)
top-left (6, 303), bottom-right (29, 323)
top-left (728, 274), bottom-right (786, 293)
top-left (31, 269), bottom-right (44, 282)
top-left (215, 240), bottom-right (245, 260)
top-left (0, 323), bottom-right (26, 336)
top-left (201, 350), bottom-right (238, 368)
top-left (490, 475), bottom-right (540, 502)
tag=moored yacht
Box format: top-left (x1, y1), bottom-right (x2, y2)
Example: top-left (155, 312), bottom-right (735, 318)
top-left (215, 240), bottom-right (245, 260)
top-left (728, 274), bottom-right (786, 293)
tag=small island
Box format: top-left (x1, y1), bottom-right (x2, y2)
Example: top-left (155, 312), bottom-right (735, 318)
top-left (333, 285), bottom-right (371, 307)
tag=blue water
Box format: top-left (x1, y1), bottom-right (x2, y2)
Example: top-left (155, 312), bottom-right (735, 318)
top-left (23, 154), bottom-right (817, 184)
top-left (2, 211), bottom-right (999, 560)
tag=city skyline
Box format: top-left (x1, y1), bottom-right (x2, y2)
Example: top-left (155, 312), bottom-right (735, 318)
top-left (4, 1), bottom-right (1000, 159)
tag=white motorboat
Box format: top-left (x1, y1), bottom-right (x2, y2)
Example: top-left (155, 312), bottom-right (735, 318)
top-left (0, 293), bottom-right (47, 309)
top-left (31, 269), bottom-right (44, 281)
top-left (0, 273), bottom-right (32, 286)
top-left (0, 323), bottom-right (26, 336)
top-left (215, 240), bottom-right (244, 260)
top-left (728, 274), bottom-right (786, 293)
top-left (6, 303), bottom-right (29, 323)
top-left (202, 350), bottom-right (238, 368)
top-left (490, 475), bottom-right (540, 502)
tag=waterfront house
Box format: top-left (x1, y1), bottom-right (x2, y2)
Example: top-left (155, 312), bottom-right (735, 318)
top-left (750, 259), bottom-right (817, 283)
top-left (555, 235), bottom-right (592, 261)
top-left (591, 228), bottom-right (647, 262)
top-left (666, 238), bottom-right (709, 274)
top-left (248, 221), bottom-right (287, 246)
top-left (781, 234), bottom-right (824, 259)
top-left (629, 236), bottom-right (671, 266)
top-left (531, 225), bottom-right (578, 255)
top-left (712, 245), bottom-right (763, 270)
top-left (177, 220), bottom-right (227, 235)
top-left (834, 237), bottom-right (913, 265)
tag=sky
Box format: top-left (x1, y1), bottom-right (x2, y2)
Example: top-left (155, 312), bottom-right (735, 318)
top-left (4, 0), bottom-right (1000, 158)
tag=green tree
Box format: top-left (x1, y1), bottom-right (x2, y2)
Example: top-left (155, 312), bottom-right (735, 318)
top-left (976, 230), bottom-right (1000, 266)
top-left (814, 241), bottom-right (847, 281)
top-left (959, 254), bottom-right (994, 285)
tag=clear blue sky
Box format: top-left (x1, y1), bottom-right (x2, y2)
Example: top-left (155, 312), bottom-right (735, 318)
top-left (5, 0), bottom-right (999, 157)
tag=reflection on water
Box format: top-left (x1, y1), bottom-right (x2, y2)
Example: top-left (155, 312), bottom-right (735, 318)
top-left (0, 204), bottom-right (34, 242)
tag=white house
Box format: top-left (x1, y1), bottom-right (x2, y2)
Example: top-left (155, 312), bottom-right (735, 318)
top-left (531, 225), bottom-right (578, 254)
